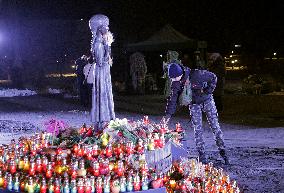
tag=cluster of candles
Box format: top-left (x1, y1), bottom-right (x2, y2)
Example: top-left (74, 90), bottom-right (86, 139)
top-left (164, 160), bottom-right (241, 193)
top-left (0, 170), bottom-right (165, 193)
top-left (0, 132), bottom-right (167, 193)
top-left (0, 119), bottom-right (240, 193)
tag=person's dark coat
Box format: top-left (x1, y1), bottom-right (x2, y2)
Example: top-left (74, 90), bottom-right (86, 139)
top-left (165, 66), bottom-right (190, 117)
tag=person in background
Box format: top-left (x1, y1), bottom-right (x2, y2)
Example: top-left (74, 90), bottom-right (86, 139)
top-left (83, 56), bottom-right (94, 107)
top-left (129, 52), bottom-right (147, 94)
top-left (75, 54), bottom-right (88, 107)
top-left (208, 53), bottom-right (226, 112)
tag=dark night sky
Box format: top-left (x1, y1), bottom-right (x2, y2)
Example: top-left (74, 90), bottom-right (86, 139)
top-left (1, 0), bottom-right (284, 54)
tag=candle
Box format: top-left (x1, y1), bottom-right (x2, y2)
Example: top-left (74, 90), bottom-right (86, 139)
top-left (133, 173), bottom-right (141, 191)
top-left (27, 177), bottom-right (35, 193)
top-left (80, 123), bottom-right (87, 134)
top-left (46, 163), bottom-right (53, 179)
top-left (18, 156), bottom-right (25, 170)
top-left (77, 178), bottom-right (84, 193)
top-left (99, 159), bottom-right (109, 175)
top-left (179, 179), bottom-right (187, 192)
top-left (169, 180), bottom-right (177, 189)
top-left (153, 133), bottom-right (160, 148)
top-left (92, 144), bottom-right (99, 156)
top-left (36, 157), bottom-right (43, 173)
top-left (48, 181), bottom-right (54, 193)
top-left (77, 159), bottom-right (86, 177)
top-left (140, 162), bottom-right (148, 175)
top-left (125, 141), bottom-right (134, 155)
top-left (77, 148), bottom-right (83, 157)
top-left (105, 144), bottom-right (112, 158)
top-left (29, 162), bottom-right (36, 176)
top-left (54, 178), bottom-right (60, 193)
top-left (136, 139), bottom-right (144, 154)
top-left (85, 178), bottom-right (92, 193)
top-left (20, 180), bottom-right (26, 192)
top-left (73, 144), bottom-right (79, 155)
top-left (23, 156), bottom-right (30, 172)
top-left (69, 164), bottom-right (77, 179)
top-left (9, 159), bottom-right (17, 174)
top-left (90, 176), bottom-right (95, 193)
top-left (92, 161), bottom-right (100, 177)
top-left (151, 173), bottom-right (160, 189)
top-left (54, 165), bottom-right (62, 175)
top-left (96, 177), bottom-right (103, 193)
top-left (30, 144), bottom-right (37, 156)
top-left (7, 173), bottom-right (13, 191)
top-left (126, 175), bottom-right (133, 192)
top-left (111, 179), bottom-right (120, 193)
top-left (119, 177), bottom-right (126, 193)
top-left (70, 179), bottom-right (77, 193)
top-left (40, 179), bottom-right (47, 193)
top-left (147, 139), bottom-right (155, 151)
top-left (103, 175), bottom-right (111, 193)
top-left (42, 156), bottom-right (48, 172)
top-left (14, 174), bottom-right (20, 192)
top-left (116, 160), bottom-right (124, 177)
top-left (143, 115), bottom-right (149, 124)
top-left (141, 175), bottom-right (149, 191)
top-left (175, 122), bottom-right (182, 132)
top-left (159, 124), bottom-right (166, 134)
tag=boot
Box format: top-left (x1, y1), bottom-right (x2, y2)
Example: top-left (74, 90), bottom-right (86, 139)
top-left (220, 149), bottom-right (230, 165)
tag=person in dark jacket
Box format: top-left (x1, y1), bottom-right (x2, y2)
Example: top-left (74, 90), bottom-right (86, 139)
top-left (164, 63), bottom-right (190, 119)
top-left (163, 62), bottom-right (229, 164)
top-left (75, 55), bottom-right (88, 107)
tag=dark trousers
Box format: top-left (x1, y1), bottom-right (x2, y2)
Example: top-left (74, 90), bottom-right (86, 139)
top-left (79, 84), bottom-right (88, 107)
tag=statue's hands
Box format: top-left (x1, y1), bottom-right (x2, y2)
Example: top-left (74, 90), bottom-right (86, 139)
top-left (109, 57), bottom-right (113, 66)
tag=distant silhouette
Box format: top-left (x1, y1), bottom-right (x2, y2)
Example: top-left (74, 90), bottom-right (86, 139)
top-left (75, 55), bottom-right (88, 106)
top-left (208, 53), bottom-right (226, 111)
top-left (129, 52), bottom-right (147, 94)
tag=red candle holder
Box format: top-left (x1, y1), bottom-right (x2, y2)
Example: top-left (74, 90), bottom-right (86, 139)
top-left (36, 158), bottom-right (42, 173)
top-left (105, 144), bottom-right (112, 158)
top-left (175, 122), bottom-right (183, 132)
top-left (143, 115), bottom-right (149, 124)
top-left (92, 144), bottom-right (99, 156)
top-left (92, 161), bottom-right (100, 177)
top-left (9, 159), bottom-right (16, 174)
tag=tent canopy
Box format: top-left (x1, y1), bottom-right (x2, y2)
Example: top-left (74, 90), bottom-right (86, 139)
top-left (126, 24), bottom-right (206, 52)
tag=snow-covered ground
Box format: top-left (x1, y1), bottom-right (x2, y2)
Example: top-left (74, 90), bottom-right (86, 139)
top-left (0, 95), bottom-right (283, 192)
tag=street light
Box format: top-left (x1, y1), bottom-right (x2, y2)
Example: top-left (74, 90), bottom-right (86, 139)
top-left (273, 52), bottom-right (277, 56)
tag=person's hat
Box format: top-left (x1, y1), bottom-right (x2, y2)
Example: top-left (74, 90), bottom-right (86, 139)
top-left (168, 63), bottom-right (183, 78)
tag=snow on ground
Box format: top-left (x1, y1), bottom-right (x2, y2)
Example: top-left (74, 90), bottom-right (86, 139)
top-left (0, 88), bottom-right (37, 97)
top-left (0, 95), bottom-right (284, 192)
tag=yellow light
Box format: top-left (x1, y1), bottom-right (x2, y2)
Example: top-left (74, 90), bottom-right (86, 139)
top-left (231, 61), bottom-right (235, 63)
top-left (71, 65), bottom-right (76, 69)
top-left (274, 52), bottom-right (277, 56)
top-left (235, 60), bottom-right (238, 62)
top-left (230, 55), bottom-right (232, 58)
top-left (231, 51), bottom-right (234, 53)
